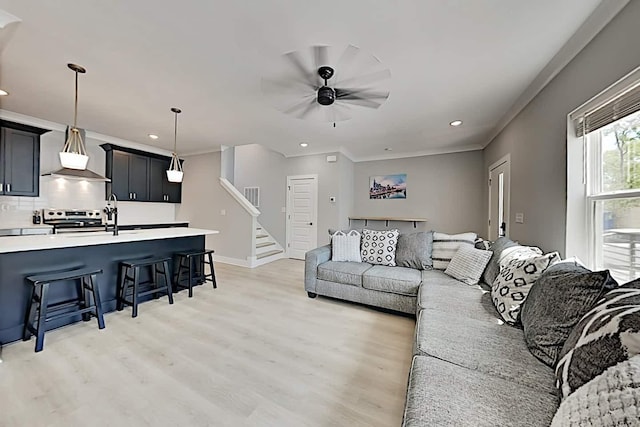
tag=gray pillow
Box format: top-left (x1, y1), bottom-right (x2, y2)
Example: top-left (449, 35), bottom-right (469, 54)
top-left (395, 231), bottom-right (433, 270)
top-left (482, 236), bottom-right (518, 285)
top-left (520, 260), bottom-right (618, 367)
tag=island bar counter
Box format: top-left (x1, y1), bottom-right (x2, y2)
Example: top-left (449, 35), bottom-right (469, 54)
top-left (0, 228), bottom-right (218, 344)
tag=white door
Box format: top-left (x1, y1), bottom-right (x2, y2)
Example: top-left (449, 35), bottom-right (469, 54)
top-left (286, 175), bottom-right (318, 260)
top-left (488, 156), bottom-right (511, 241)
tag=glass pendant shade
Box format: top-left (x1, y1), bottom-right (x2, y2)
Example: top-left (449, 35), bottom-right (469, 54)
top-left (166, 107), bottom-right (184, 183)
top-left (60, 64), bottom-right (89, 170)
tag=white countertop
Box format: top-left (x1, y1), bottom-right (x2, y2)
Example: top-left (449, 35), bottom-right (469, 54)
top-left (0, 223), bottom-right (54, 230)
top-left (0, 227), bottom-right (218, 254)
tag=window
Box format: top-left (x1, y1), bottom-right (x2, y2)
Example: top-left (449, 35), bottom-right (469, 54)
top-left (585, 108), bottom-right (640, 282)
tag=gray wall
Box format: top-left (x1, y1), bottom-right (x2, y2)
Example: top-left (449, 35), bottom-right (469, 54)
top-left (233, 144), bottom-right (288, 245)
top-left (353, 151), bottom-right (485, 235)
top-left (483, 0), bottom-right (640, 254)
top-left (176, 151), bottom-right (253, 261)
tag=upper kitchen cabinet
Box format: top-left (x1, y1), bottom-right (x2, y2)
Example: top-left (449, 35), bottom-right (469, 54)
top-left (0, 121), bottom-right (49, 197)
top-left (102, 144), bottom-right (181, 203)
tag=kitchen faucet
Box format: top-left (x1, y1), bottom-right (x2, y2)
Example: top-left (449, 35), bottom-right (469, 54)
top-left (104, 194), bottom-right (118, 236)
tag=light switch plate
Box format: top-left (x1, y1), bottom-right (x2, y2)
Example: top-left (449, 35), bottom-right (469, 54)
top-left (220, 209), bottom-right (226, 216)
top-left (515, 213), bottom-right (524, 224)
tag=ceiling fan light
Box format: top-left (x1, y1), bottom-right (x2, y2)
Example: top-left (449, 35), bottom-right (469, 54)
top-left (59, 152), bottom-right (89, 170)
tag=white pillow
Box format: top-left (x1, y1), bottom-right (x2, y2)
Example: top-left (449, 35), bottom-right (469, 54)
top-left (491, 249), bottom-right (560, 324)
top-left (331, 230), bottom-right (362, 262)
top-left (361, 229), bottom-right (399, 266)
top-left (432, 232), bottom-right (477, 270)
top-left (445, 245), bottom-right (493, 286)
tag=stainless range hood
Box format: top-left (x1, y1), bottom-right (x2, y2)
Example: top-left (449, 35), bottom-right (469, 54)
top-left (42, 168), bottom-right (110, 182)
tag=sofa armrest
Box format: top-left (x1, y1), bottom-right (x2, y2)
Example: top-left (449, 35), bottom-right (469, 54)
top-left (305, 244), bottom-right (332, 293)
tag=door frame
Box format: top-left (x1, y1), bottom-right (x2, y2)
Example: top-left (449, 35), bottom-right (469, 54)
top-left (488, 154), bottom-right (511, 240)
top-left (286, 174), bottom-right (319, 258)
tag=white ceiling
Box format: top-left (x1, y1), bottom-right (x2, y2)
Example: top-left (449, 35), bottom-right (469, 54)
top-left (0, 0), bottom-right (605, 161)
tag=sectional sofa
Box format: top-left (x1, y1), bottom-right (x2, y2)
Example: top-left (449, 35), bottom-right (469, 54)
top-left (304, 237), bottom-right (559, 426)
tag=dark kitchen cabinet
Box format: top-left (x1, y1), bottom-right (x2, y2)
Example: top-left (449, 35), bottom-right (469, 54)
top-left (0, 121), bottom-right (48, 197)
top-left (102, 144), bottom-right (181, 203)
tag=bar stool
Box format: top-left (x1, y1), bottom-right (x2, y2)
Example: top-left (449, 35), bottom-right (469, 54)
top-left (117, 256), bottom-right (173, 317)
top-left (23, 267), bottom-right (105, 353)
top-left (174, 249), bottom-right (217, 297)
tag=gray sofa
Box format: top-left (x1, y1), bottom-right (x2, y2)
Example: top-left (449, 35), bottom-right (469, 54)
top-left (305, 243), bottom-right (559, 426)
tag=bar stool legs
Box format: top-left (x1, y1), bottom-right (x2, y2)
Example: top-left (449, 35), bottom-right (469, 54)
top-left (174, 250), bottom-right (217, 297)
top-left (117, 258), bottom-right (173, 318)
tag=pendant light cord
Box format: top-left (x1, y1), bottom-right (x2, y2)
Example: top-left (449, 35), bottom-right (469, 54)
top-left (174, 111), bottom-right (178, 154)
top-left (73, 70), bottom-right (78, 129)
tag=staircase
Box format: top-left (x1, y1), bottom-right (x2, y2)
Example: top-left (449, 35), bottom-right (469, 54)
top-left (254, 222), bottom-right (285, 266)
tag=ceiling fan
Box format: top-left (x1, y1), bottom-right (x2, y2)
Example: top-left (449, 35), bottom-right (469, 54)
top-left (262, 45), bottom-right (391, 123)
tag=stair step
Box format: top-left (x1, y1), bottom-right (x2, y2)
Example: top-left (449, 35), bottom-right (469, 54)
top-left (256, 241), bottom-right (275, 249)
top-left (256, 234), bottom-right (269, 239)
top-left (257, 249), bottom-right (283, 260)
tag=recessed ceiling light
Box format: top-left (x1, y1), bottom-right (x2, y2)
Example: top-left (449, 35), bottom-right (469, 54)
top-left (449, 120), bottom-right (463, 127)
top-left (0, 89), bottom-right (9, 96)
top-left (148, 134), bottom-right (159, 140)
top-left (384, 147), bottom-right (392, 151)
top-left (300, 143), bottom-right (308, 147)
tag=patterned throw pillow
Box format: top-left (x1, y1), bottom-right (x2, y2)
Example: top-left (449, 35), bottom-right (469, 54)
top-left (361, 229), bottom-right (399, 267)
top-left (556, 278), bottom-right (640, 400)
top-left (331, 230), bottom-right (362, 262)
top-left (444, 245), bottom-right (493, 286)
top-left (491, 250), bottom-right (560, 325)
top-left (432, 232), bottom-right (477, 270)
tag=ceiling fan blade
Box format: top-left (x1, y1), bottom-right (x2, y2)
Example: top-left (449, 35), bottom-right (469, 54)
top-left (312, 45), bottom-right (330, 70)
top-left (261, 77), bottom-right (315, 97)
top-left (335, 88), bottom-right (390, 100)
top-left (338, 98), bottom-right (384, 109)
top-left (282, 96), bottom-right (316, 115)
top-left (338, 69), bottom-right (391, 88)
top-left (298, 99), bottom-right (319, 119)
top-left (337, 45), bottom-right (360, 70)
top-left (325, 103), bottom-right (352, 122)
top-left (283, 50), bottom-right (317, 86)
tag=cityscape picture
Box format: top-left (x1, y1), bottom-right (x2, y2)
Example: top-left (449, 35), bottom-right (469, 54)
top-left (369, 174), bottom-right (407, 199)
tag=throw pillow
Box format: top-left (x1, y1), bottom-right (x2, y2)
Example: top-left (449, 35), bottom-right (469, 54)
top-left (331, 230), bottom-right (362, 262)
top-left (482, 237), bottom-right (519, 285)
top-left (520, 260), bottom-right (618, 367)
top-left (432, 232), bottom-right (477, 270)
top-left (474, 237), bottom-right (491, 251)
top-left (361, 229), bottom-right (399, 267)
top-left (556, 278), bottom-right (640, 400)
top-left (444, 245), bottom-right (492, 286)
top-left (395, 231), bottom-right (434, 270)
top-left (491, 250), bottom-right (560, 325)
top-left (551, 355), bottom-right (640, 427)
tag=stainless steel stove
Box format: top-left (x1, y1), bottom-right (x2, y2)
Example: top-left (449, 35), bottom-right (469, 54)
top-left (43, 209), bottom-right (105, 233)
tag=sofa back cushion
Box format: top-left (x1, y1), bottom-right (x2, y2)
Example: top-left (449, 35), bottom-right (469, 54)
top-left (395, 231), bottom-right (433, 270)
top-left (520, 260), bottom-right (618, 367)
top-left (432, 232), bottom-right (477, 270)
top-left (361, 229), bottom-right (399, 267)
top-left (331, 230), bottom-right (362, 262)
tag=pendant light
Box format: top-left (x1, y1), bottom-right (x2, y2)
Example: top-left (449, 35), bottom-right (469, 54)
top-left (166, 107), bottom-right (183, 183)
top-left (59, 63), bottom-right (89, 170)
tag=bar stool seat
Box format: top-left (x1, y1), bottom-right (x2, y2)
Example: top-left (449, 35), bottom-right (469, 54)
top-left (23, 267), bottom-right (105, 352)
top-left (117, 256), bottom-right (173, 317)
top-left (174, 249), bottom-right (217, 297)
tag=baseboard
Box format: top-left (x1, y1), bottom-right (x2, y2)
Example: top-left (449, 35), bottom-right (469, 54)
top-left (212, 255), bottom-right (253, 268)
top-left (249, 252), bottom-right (286, 268)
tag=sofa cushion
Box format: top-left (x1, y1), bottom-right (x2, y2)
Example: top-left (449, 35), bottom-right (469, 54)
top-left (491, 250), bottom-right (561, 325)
top-left (520, 260), bottom-right (618, 367)
top-left (432, 232), bottom-right (477, 270)
top-left (362, 265), bottom-right (421, 296)
top-left (414, 308), bottom-right (557, 394)
top-left (317, 261), bottom-right (372, 287)
top-left (403, 355), bottom-right (557, 427)
top-left (556, 278), bottom-right (640, 400)
top-left (361, 229), bottom-right (399, 266)
top-left (395, 231), bottom-right (434, 270)
top-left (482, 236), bottom-right (518, 285)
top-left (330, 230), bottom-right (362, 262)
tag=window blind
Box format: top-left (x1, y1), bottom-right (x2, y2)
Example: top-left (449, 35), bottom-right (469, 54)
top-left (574, 82), bottom-right (640, 137)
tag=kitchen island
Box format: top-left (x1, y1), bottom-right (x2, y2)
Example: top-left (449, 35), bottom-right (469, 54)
top-left (0, 227), bottom-right (218, 344)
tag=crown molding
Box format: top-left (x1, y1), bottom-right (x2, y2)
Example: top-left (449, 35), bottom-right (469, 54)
top-left (483, 0), bottom-right (629, 148)
top-left (352, 144), bottom-right (483, 163)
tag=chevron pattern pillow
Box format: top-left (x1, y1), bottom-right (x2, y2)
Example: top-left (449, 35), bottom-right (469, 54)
top-left (331, 230), bottom-right (362, 262)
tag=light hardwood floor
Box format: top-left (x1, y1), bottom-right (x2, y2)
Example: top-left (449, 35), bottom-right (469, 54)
top-left (0, 259), bottom-right (415, 427)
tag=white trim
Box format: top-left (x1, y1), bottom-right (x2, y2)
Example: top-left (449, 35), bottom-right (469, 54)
top-left (250, 252), bottom-right (286, 268)
top-left (286, 174), bottom-right (319, 259)
top-left (588, 190), bottom-right (640, 201)
top-left (0, 109), bottom-right (66, 132)
top-left (213, 255), bottom-right (252, 268)
top-left (218, 177), bottom-right (260, 217)
top-left (353, 144), bottom-right (483, 162)
top-left (483, 0), bottom-right (629, 148)
top-left (488, 154), bottom-right (511, 240)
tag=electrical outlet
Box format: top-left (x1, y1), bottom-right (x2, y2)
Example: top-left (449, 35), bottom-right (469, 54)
top-left (515, 213), bottom-right (524, 224)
